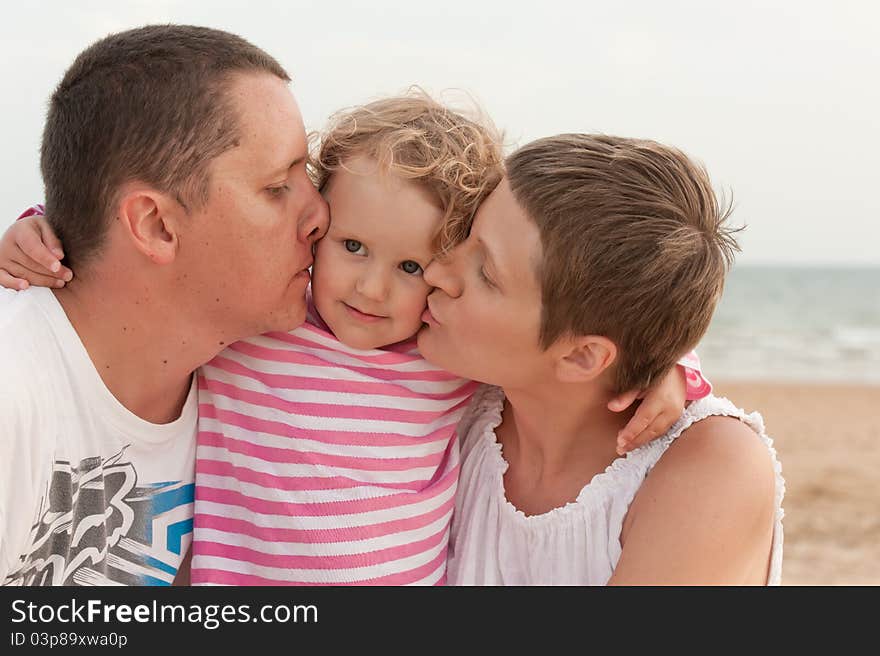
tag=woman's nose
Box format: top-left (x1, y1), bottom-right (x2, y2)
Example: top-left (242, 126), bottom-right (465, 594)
top-left (424, 250), bottom-right (463, 298)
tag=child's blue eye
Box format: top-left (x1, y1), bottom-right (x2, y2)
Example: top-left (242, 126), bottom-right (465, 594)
top-left (400, 260), bottom-right (423, 275)
top-left (344, 239), bottom-right (364, 254)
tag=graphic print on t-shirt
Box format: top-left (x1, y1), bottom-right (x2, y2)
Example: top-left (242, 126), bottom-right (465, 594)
top-left (3, 447), bottom-right (193, 586)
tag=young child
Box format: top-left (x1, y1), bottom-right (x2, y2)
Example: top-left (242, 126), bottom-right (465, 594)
top-left (0, 94), bottom-right (712, 585)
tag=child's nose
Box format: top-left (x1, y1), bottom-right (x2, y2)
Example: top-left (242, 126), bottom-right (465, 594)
top-left (356, 265), bottom-right (390, 301)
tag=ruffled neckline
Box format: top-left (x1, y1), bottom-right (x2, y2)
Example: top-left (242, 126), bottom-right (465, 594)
top-left (475, 386), bottom-right (654, 526)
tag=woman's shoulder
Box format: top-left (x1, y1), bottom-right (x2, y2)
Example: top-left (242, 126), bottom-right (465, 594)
top-left (659, 413), bottom-right (776, 488)
top-left (644, 397), bottom-right (778, 510)
top-left (619, 402), bottom-right (779, 569)
top-left (456, 385), bottom-right (505, 447)
top-left (460, 385), bottom-right (504, 423)
top-left (611, 398), bottom-right (783, 584)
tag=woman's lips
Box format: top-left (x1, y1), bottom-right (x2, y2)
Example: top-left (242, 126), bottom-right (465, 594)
top-left (421, 304), bottom-right (439, 326)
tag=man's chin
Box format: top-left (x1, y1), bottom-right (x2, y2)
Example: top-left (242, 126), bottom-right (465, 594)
top-left (283, 305), bottom-right (308, 333)
top-left (260, 302), bottom-right (308, 336)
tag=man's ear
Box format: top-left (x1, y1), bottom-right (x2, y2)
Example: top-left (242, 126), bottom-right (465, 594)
top-left (554, 335), bottom-right (618, 383)
top-left (116, 185), bottom-right (182, 265)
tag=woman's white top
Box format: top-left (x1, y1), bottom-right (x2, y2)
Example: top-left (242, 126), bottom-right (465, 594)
top-left (447, 386), bottom-right (785, 585)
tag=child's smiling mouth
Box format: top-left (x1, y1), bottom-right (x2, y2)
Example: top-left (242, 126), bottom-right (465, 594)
top-left (343, 302), bottom-right (387, 322)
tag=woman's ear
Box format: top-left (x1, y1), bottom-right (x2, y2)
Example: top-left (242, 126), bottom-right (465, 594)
top-left (116, 186), bottom-right (182, 265)
top-left (554, 335), bottom-right (618, 383)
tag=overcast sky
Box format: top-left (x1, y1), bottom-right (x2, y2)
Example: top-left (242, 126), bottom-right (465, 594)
top-left (1, 0), bottom-right (877, 266)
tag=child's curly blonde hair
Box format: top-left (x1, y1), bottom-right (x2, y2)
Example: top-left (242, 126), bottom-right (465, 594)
top-left (310, 89), bottom-right (504, 254)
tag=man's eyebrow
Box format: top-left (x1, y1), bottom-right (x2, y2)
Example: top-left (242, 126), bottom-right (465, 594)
top-left (266, 155), bottom-right (306, 179)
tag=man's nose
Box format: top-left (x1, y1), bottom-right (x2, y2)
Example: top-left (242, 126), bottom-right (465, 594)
top-left (423, 251), bottom-right (463, 298)
top-left (299, 192), bottom-right (329, 246)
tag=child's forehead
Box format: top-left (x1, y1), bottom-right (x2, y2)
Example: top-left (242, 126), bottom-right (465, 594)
top-left (331, 155), bottom-right (437, 195)
top-left (324, 161), bottom-right (444, 260)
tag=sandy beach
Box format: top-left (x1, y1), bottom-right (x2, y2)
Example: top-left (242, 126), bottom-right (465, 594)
top-left (713, 381), bottom-right (880, 585)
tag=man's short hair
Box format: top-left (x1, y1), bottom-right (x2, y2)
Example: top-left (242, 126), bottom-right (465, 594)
top-left (40, 24), bottom-right (290, 268)
top-left (506, 134), bottom-right (739, 394)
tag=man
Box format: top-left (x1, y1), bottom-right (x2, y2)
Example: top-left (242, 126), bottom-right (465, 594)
top-left (0, 25), bottom-right (328, 585)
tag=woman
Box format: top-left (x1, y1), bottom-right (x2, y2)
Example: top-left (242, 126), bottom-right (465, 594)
top-left (417, 133), bottom-right (784, 585)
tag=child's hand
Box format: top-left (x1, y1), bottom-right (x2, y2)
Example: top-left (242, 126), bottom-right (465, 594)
top-left (0, 216), bottom-right (72, 290)
top-left (608, 365), bottom-right (688, 455)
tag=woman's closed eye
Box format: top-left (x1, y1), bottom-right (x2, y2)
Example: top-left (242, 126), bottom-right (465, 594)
top-left (478, 266), bottom-right (495, 287)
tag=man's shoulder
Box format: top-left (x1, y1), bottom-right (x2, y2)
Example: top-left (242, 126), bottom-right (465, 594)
top-left (0, 289), bottom-right (65, 402)
top-left (0, 287), bottom-right (54, 337)
top-left (0, 285), bottom-right (66, 333)
top-left (0, 287), bottom-right (29, 324)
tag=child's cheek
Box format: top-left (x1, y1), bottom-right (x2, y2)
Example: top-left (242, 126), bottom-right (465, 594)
top-left (396, 285), bottom-right (432, 337)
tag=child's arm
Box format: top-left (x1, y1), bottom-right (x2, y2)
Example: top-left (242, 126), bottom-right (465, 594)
top-left (0, 208), bottom-right (72, 290)
top-left (609, 351), bottom-right (713, 455)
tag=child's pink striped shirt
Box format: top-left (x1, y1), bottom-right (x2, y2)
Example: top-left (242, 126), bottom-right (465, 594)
top-left (191, 310), bottom-right (479, 585)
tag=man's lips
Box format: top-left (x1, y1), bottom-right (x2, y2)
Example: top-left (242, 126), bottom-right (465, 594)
top-left (294, 259), bottom-right (313, 280)
top-left (343, 302), bottom-right (386, 323)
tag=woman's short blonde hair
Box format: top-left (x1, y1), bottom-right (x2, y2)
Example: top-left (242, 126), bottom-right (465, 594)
top-left (310, 89), bottom-right (504, 253)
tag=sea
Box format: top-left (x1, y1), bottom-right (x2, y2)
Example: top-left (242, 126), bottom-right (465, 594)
top-left (697, 266), bottom-right (880, 384)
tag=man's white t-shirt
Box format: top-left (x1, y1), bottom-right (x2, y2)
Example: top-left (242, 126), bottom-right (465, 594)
top-left (0, 288), bottom-right (197, 585)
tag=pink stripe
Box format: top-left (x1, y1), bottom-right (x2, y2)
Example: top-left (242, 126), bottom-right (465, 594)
top-left (428, 428), bottom-right (457, 486)
top-left (199, 430), bottom-right (446, 471)
top-left (195, 465), bottom-right (456, 516)
top-left (227, 340), bottom-right (459, 382)
top-left (204, 356), bottom-right (478, 401)
top-left (195, 524), bottom-right (448, 570)
top-left (194, 497), bottom-right (453, 543)
top-left (363, 549), bottom-right (447, 585)
top-left (260, 328), bottom-right (421, 366)
top-left (198, 402), bottom-right (461, 447)
top-left (201, 376), bottom-right (466, 424)
top-left (196, 457), bottom-right (441, 492)
top-left (192, 547), bottom-right (447, 586)
top-left (195, 478), bottom-right (454, 518)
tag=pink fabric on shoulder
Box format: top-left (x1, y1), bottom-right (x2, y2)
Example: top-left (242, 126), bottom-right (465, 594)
top-left (17, 204), bottom-right (45, 220)
top-left (677, 350), bottom-right (712, 400)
